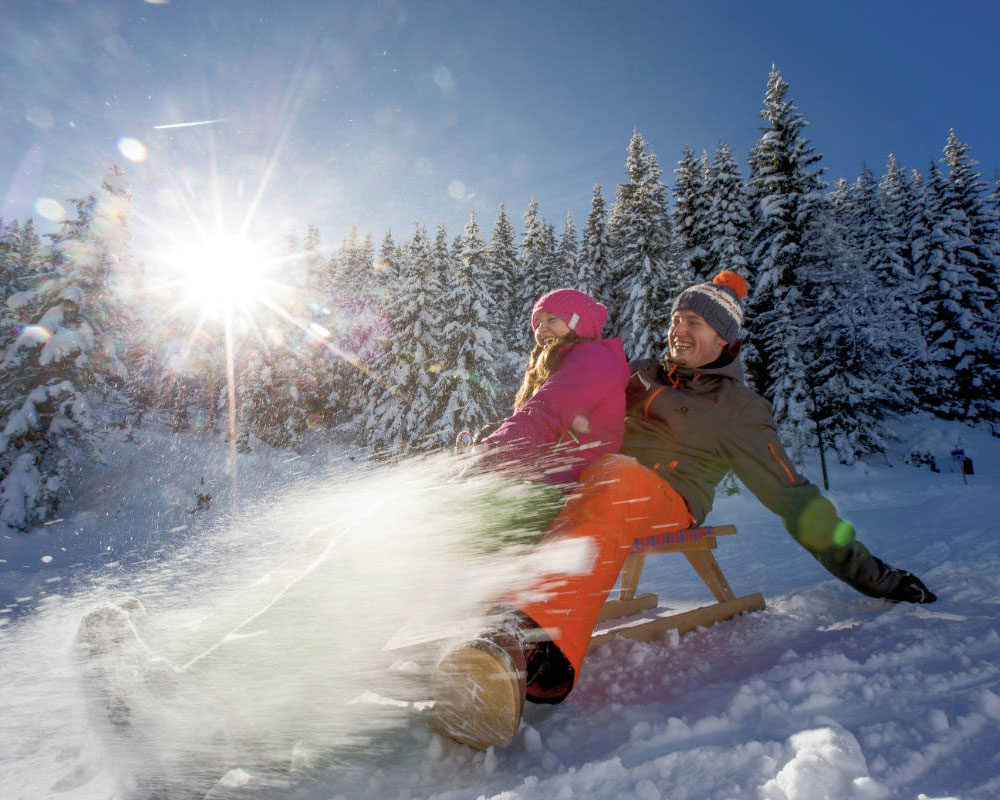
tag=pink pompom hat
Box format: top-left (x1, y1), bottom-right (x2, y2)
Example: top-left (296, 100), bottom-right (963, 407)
top-left (531, 288), bottom-right (608, 340)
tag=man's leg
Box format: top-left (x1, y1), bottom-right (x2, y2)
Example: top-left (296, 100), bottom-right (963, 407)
top-left (508, 454), bottom-right (694, 692)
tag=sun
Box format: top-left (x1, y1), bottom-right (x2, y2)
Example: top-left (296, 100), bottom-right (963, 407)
top-left (168, 234), bottom-right (274, 318)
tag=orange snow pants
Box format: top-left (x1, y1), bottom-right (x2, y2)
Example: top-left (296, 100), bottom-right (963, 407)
top-left (507, 454), bottom-right (694, 684)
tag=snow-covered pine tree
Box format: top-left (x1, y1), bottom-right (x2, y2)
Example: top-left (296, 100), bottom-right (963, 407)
top-left (541, 220), bottom-right (561, 290)
top-left (302, 228), bottom-right (352, 426)
top-left (941, 130), bottom-right (1000, 421)
top-left (626, 256), bottom-right (668, 360)
top-left (579, 185), bottom-right (610, 301)
top-left (400, 224), bottom-right (450, 452)
top-left (1, 220), bottom-right (44, 357)
top-left (910, 159), bottom-right (989, 421)
top-left (672, 145), bottom-right (712, 282)
top-left (0, 221), bottom-right (15, 354)
top-left (420, 212), bottom-right (504, 448)
top-left (232, 227), bottom-right (330, 451)
top-left (557, 212), bottom-right (579, 290)
top-left (744, 66), bottom-right (831, 454)
top-left (830, 165), bottom-right (918, 402)
top-left (518, 198), bottom-right (551, 349)
top-left (433, 224), bottom-right (453, 300)
top-left (607, 130), bottom-right (676, 354)
top-left (877, 156), bottom-right (926, 356)
top-left (487, 204), bottom-right (524, 385)
top-left (0, 167), bottom-right (132, 530)
top-left (704, 142), bottom-right (750, 280)
top-left (359, 226), bottom-right (436, 457)
top-left (488, 204), bottom-right (519, 335)
top-left (1, 221), bottom-right (24, 377)
top-left (332, 226), bottom-right (381, 420)
top-left (799, 189), bottom-right (902, 464)
top-left (608, 131), bottom-right (676, 354)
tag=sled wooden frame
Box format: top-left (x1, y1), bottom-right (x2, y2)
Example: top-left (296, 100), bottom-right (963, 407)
top-left (587, 524), bottom-right (765, 653)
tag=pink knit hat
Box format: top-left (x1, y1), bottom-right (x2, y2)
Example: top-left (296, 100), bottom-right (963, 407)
top-left (531, 289), bottom-right (608, 340)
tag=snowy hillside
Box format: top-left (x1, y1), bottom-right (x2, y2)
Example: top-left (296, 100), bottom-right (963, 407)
top-left (1, 416), bottom-right (999, 800)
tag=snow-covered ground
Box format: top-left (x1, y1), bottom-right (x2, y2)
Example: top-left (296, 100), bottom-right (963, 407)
top-left (1, 416), bottom-right (999, 800)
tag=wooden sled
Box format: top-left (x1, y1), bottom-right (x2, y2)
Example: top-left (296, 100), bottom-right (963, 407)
top-left (587, 524), bottom-right (765, 653)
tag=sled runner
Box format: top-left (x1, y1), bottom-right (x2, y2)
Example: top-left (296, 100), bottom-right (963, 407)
top-left (588, 524), bottom-right (765, 653)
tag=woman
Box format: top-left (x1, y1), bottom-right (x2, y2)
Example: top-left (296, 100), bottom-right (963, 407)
top-left (429, 288), bottom-right (630, 750)
top-left (476, 288), bottom-right (630, 489)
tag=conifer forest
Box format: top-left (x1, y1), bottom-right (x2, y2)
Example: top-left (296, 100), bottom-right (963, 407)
top-left (2, 67), bottom-right (999, 532)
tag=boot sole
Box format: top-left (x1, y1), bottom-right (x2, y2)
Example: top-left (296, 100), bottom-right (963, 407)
top-left (428, 639), bottom-right (524, 750)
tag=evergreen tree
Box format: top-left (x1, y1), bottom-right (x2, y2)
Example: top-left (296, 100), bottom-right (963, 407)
top-left (420, 213), bottom-right (504, 447)
top-left (232, 228), bottom-right (329, 451)
top-left (579, 185), bottom-right (610, 301)
top-left (557, 211), bottom-right (579, 289)
top-left (801, 195), bottom-right (902, 464)
top-left (672, 144), bottom-right (711, 281)
top-left (488, 203), bottom-right (519, 340)
top-left (911, 159), bottom-right (988, 420)
top-left (853, 163), bottom-right (920, 395)
top-left (1, 220), bottom-right (43, 356)
top-left (333, 226), bottom-right (381, 419)
top-left (541, 220), bottom-right (561, 292)
top-left (518, 198), bottom-right (550, 349)
top-left (0, 167), bottom-right (133, 530)
top-left (607, 130), bottom-right (675, 354)
top-left (487, 204), bottom-right (524, 384)
top-left (990, 170), bottom-right (1000, 217)
top-left (704, 142), bottom-right (750, 279)
top-left (361, 225), bottom-right (440, 456)
top-left (935, 131), bottom-right (1000, 421)
top-left (626, 256), bottom-right (667, 360)
top-left (744, 65), bottom-right (831, 454)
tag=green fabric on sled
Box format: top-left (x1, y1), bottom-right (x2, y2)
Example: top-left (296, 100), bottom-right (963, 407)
top-left (462, 480), bottom-right (565, 555)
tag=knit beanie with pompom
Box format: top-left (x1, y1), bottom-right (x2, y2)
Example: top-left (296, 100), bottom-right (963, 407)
top-left (531, 288), bottom-right (608, 340)
top-left (670, 271), bottom-right (749, 343)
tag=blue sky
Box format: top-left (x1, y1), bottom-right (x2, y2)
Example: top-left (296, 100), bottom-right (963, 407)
top-left (2, 0), bottom-right (998, 259)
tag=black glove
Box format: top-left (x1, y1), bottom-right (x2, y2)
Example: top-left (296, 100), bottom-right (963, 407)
top-left (883, 569), bottom-right (937, 604)
top-left (474, 420), bottom-right (504, 444)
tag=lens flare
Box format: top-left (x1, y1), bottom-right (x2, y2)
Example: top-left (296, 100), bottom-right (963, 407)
top-left (433, 65), bottom-right (457, 97)
top-left (20, 325), bottom-right (52, 344)
top-left (117, 137), bottom-right (148, 163)
top-left (34, 198), bottom-right (65, 221)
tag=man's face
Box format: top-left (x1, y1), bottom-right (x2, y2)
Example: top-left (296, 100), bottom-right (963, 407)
top-left (668, 309), bottom-right (727, 367)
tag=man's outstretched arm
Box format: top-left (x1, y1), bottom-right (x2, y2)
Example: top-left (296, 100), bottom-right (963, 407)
top-left (724, 397), bottom-right (936, 603)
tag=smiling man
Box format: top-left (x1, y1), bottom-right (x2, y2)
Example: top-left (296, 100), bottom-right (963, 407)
top-left (620, 270), bottom-right (934, 607)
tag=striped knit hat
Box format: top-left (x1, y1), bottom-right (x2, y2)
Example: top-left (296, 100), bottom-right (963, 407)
top-left (671, 271), bottom-right (749, 343)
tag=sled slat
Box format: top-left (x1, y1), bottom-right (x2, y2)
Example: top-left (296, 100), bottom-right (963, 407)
top-left (597, 592), bottom-right (659, 622)
top-left (588, 593), bottom-right (765, 652)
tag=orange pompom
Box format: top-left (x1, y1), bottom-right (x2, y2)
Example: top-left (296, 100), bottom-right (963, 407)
top-left (712, 270), bottom-right (748, 299)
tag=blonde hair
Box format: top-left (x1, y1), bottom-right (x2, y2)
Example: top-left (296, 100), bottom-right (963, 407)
top-left (512, 331), bottom-right (587, 410)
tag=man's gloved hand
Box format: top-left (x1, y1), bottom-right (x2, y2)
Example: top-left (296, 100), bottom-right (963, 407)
top-left (884, 569), bottom-right (937, 604)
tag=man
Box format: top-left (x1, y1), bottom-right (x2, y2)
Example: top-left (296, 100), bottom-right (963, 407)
top-left (429, 271), bottom-right (935, 751)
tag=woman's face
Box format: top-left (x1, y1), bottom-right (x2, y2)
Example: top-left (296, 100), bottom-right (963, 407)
top-left (534, 311), bottom-right (572, 347)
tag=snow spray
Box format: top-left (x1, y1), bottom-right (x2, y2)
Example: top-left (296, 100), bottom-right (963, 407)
top-left (0, 452), bottom-right (586, 797)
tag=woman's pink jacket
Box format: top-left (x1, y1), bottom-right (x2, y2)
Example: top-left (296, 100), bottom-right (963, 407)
top-left (480, 338), bottom-right (630, 488)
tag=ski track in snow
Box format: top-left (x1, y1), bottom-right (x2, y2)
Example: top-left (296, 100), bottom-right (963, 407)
top-left (1, 417), bottom-right (999, 800)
